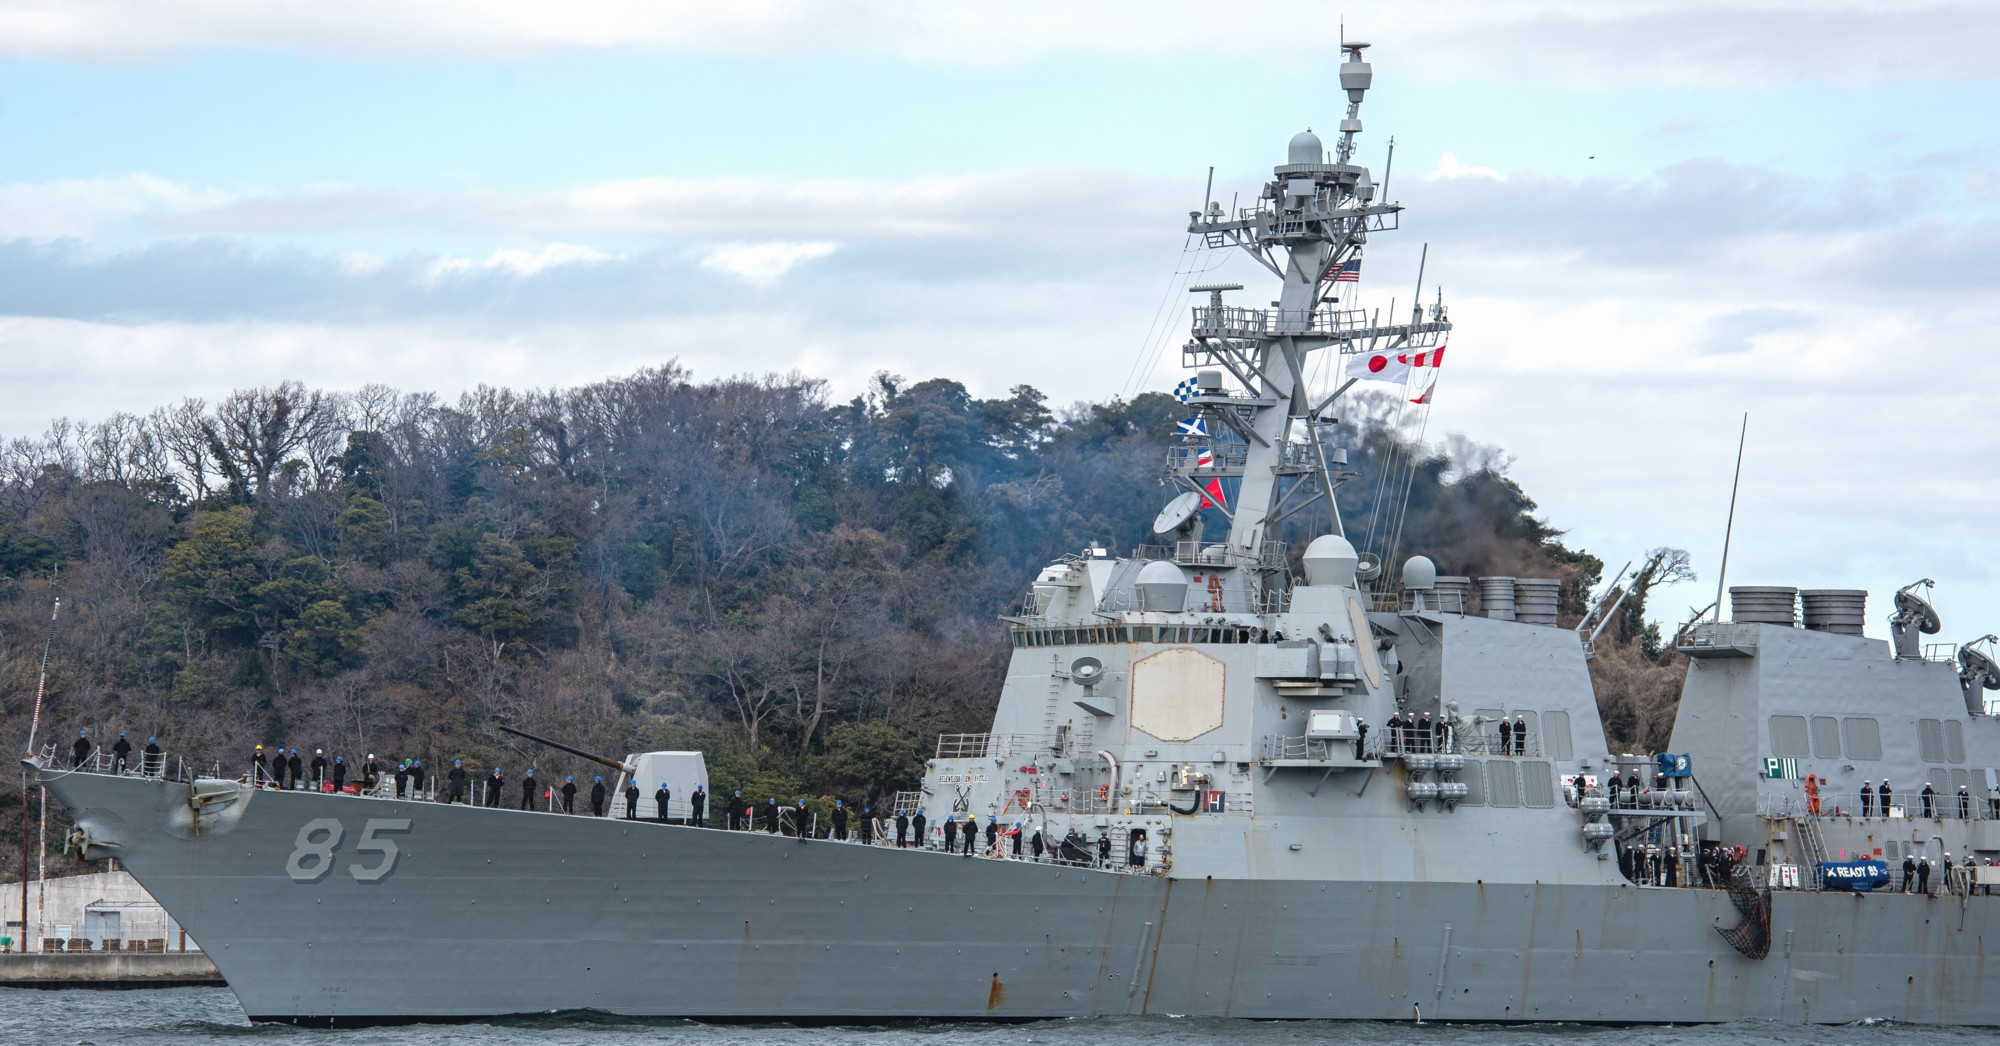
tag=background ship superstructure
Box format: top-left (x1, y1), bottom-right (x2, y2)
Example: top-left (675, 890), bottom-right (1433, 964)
top-left (29, 43), bottom-right (2000, 1025)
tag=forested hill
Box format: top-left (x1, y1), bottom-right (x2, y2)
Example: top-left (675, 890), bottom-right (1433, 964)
top-left (0, 363), bottom-right (1682, 877)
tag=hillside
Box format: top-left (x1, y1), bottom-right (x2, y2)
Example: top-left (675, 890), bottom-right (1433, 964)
top-left (0, 365), bottom-right (1682, 877)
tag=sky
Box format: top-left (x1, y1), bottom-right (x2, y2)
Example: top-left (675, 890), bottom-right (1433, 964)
top-left (0, 0), bottom-right (1997, 639)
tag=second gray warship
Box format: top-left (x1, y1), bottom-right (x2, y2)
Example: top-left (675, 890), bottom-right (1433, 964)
top-left (29, 42), bottom-right (2000, 1025)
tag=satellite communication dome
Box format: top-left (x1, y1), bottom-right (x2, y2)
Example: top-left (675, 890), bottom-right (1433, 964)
top-left (1288, 129), bottom-right (1324, 165)
top-left (1301, 534), bottom-right (1360, 588)
top-left (1402, 555), bottom-right (1438, 590)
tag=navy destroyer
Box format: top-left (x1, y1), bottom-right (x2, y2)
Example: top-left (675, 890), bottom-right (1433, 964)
top-left (27, 43), bottom-right (2000, 1025)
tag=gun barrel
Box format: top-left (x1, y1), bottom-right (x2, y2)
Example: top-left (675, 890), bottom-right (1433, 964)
top-left (496, 724), bottom-right (626, 772)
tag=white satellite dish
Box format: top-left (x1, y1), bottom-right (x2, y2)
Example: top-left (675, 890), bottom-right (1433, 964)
top-left (1152, 491), bottom-right (1204, 536)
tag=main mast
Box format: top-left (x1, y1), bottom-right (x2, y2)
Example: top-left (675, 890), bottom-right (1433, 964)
top-left (1172, 42), bottom-right (1449, 599)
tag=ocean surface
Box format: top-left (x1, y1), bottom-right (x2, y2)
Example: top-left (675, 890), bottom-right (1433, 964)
top-left (9, 989), bottom-right (2000, 1046)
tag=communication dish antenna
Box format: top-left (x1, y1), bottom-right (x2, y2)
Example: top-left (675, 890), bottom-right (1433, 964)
top-left (1354, 552), bottom-right (1382, 582)
top-left (1893, 581), bottom-right (1942, 635)
top-left (1889, 578), bottom-right (1942, 660)
top-left (1070, 656), bottom-right (1105, 689)
top-left (1152, 491), bottom-right (1204, 537)
top-left (1961, 646), bottom-right (2000, 690)
top-left (1957, 636), bottom-right (2000, 715)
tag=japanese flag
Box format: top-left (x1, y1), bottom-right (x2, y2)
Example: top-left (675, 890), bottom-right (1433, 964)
top-left (1346, 345), bottom-right (1446, 385)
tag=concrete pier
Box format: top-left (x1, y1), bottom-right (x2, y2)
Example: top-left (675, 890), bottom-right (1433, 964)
top-left (0, 952), bottom-right (224, 989)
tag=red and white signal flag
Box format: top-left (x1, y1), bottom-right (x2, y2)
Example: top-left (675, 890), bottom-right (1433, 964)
top-left (1344, 345), bottom-right (1447, 385)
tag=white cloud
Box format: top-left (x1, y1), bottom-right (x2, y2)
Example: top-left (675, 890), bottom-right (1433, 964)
top-left (699, 241), bottom-right (840, 286)
top-left (3, 1), bottom-right (1998, 85)
top-left (1430, 152), bottom-right (1504, 181)
top-left (336, 251), bottom-right (385, 276)
top-left (1, 151), bottom-right (1997, 634)
top-left (0, 174), bottom-right (229, 244)
top-left (427, 242), bottom-right (618, 280)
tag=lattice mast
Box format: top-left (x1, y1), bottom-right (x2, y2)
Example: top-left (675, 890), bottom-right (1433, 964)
top-left (1177, 42), bottom-right (1450, 579)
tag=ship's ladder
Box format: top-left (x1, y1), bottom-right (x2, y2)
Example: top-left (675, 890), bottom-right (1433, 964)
top-left (1795, 817), bottom-right (1830, 890)
top-left (1041, 652), bottom-right (1064, 757)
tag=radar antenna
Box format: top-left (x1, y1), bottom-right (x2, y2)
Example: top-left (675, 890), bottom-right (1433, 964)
top-left (1178, 44), bottom-right (1450, 607)
top-left (1958, 635), bottom-right (2000, 715)
top-left (1889, 578), bottom-right (1942, 659)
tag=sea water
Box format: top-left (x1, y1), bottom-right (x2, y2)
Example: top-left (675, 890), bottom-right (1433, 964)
top-left (5, 988), bottom-right (1997, 1046)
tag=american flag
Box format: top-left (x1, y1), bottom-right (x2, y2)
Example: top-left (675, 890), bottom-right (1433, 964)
top-left (1325, 256), bottom-right (1362, 283)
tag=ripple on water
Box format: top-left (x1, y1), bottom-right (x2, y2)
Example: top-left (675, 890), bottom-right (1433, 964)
top-left (4, 990), bottom-right (1998, 1046)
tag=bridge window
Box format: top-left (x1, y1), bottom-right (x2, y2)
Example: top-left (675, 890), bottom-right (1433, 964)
top-left (1768, 715), bottom-right (1810, 758)
top-left (1810, 716), bottom-right (1842, 759)
top-left (1944, 720), bottom-right (1966, 764)
top-left (1918, 719), bottom-right (1945, 764)
top-left (1842, 718), bottom-right (1882, 761)
top-left (1459, 761), bottom-right (1486, 806)
top-left (1520, 762), bottom-right (1556, 808)
top-left (1541, 711), bottom-right (1573, 761)
top-left (1487, 761), bottom-right (1520, 808)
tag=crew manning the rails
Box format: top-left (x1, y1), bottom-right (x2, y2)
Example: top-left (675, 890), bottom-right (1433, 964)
top-left (86, 735), bottom-right (1164, 872)
top-left (66, 729), bottom-right (171, 775)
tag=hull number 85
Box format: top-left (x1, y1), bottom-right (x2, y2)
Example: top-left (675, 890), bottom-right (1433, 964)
top-left (285, 818), bottom-right (412, 883)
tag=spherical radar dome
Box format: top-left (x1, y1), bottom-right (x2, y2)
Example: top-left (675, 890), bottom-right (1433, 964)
top-left (1402, 555), bottom-right (1438, 590)
top-left (1301, 534), bottom-right (1359, 588)
top-left (1288, 129), bottom-right (1324, 165)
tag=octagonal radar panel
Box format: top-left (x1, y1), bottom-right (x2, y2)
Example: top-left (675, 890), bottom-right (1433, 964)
top-left (1152, 491), bottom-right (1204, 537)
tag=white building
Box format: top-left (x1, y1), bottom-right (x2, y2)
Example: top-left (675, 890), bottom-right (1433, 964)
top-left (0, 869), bottom-right (198, 953)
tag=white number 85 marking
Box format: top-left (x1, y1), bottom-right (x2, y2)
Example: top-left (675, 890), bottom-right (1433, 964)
top-left (285, 818), bottom-right (412, 883)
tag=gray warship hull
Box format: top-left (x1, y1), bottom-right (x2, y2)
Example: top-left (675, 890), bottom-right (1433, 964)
top-left (37, 768), bottom-right (2000, 1025)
